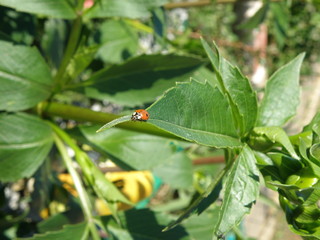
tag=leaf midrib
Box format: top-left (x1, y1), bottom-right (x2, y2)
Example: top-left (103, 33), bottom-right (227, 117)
top-left (149, 119), bottom-right (240, 140)
top-left (87, 60), bottom-right (202, 85)
top-left (0, 138), bottom-right (52, 150)
top-left (0, 69), bottom-right (52, 92)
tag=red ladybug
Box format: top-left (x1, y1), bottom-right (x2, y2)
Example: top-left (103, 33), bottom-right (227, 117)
top-left (131, 109), bottom-right (150, 121)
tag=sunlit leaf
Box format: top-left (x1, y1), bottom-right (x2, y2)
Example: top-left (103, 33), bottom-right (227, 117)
top-left (212, 146), bottom-right (260, 238)
top-left (201, 38), bottom-right (258, 135)
top-left (147, 80), bottom-right (242, 148)
top-left (83, 54), bottom-right (204, 107)
top-left (251, 126), bottom-right (299, 159)
top-left (84, 0), bottom-right (168, 19)
top-left (0, 0), bottom-right (76, 19)
top-left (257, 53), bottom-right (305, 127)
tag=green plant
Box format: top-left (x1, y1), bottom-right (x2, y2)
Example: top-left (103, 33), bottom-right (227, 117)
top-left (0, 1), bottom-right (319, 240)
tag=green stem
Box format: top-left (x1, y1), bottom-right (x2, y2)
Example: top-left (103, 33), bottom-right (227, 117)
top-left (76, 0), bottom-right (85, 12)
top-left (50, 121), bottom-right (125, 229)
top-left (49, 122), bottom-right (95, 184)
top-left (53, 131), bottom-right (100, 240)
top-left (232, 226), bottom-right (247, 240)
top-left (39, 101), bottom-right (181, 140)
top-left (53, 16), bottom-right (82, 92)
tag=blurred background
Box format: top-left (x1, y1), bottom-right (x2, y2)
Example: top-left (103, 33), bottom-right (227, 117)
top-left (1, 0), bottom-right (320, 239)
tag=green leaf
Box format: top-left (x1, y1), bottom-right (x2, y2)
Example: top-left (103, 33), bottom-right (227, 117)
top-left (183, 207), bottom-right (220, 240)
top-left (289, 131), bottom-right (313, 148)
top-left (303, 181), bottom-right (320, 205)
top-left (164, 167), bottom-right (226, 231)
top-left (147, 80), bottom-right (242, 148)
top-left (310, 143), bottom-right (320, 160)
top-left (270, 2), bottom-right (290, 48)
top-left (94, 19), bottom-right (139, 64)
top-left (102, 209), bottom-right (189, 240)
top-left (76, 151), bottom-right (132, 205)
top-left (65, 45), bottom-right (98, 81)
top-left (286, 216), bottom-right (320, 239)
top-left (96, 116), bottom-right (131, 133)
top-left (82, 125), bottom-right (182, 169)
top-left (213, 146), bottom-right (260, 238)
top-left (84, 0), bottom-right (168, 19)
top-left (294, 205), bottom-right (320, 227)
top-left (303, 112), bottom-right (320, 132)
top-left (37, 208), bottom-right (82, 233)
top-left (50, 122), bottom-right (131, 220)
top-left (0, 0), bottom-right (76, 19)
top-left (0, 113), bottom-right (53, 182)
top-left (270, 3), bottom-right (289, 33)
top-left (153, 151), bottom-right (193, 189)
top-left (83, 54), bottom-right (204, 107)
top-left (257, 53), bottom-right (305, 127)
top-left (251, 126), bottom-right (299, 159)
top-left (152, 7), bottom-right (167, 38)
top-left (259, 165), bottom-right (284, 190)
top-left (254, 152), bottom-right (284, 188)
top-left (79, 126), bottom-right (192, 188)
top-left (41, 19), bottom-right (68, 69)
top-left (190, 66), bottom-right (218, 87)
top-left (313, 122), bottom-right (320, 141)
top-left (238, 3), bottom-right (269, 30)
top-left (219, 62), bottom-right (258, 136)
top-left (0, 7), bottom-right (35, 45)
top-left (305, 143), bottom-right (320, 178)
top-left (201, 38), bottom-right (258, 135)
top-left (0, 41), bottom-right (53, 111)
top-left (19, 222), bottom-right (88, 240)
top-left (268, 152), bottom-right (303, 179)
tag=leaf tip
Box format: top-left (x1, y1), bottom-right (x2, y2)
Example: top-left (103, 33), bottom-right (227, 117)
top-left (162, 224), bottom-right (174, 232)
top-left (162, 227), bottom-right (169, 232)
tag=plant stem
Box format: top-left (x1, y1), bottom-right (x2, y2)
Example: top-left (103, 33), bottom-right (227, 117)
top-left (39, 101), bottom-right (181, 140)
top-left (53, 16), bottom-right (82, 92)
top-left (53, 131), bottom-right (100, 240)
top-left (76, 0), bottom-right (85, 12)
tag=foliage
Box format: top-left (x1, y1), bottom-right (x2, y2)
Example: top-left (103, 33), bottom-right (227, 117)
top-left (240, 0), bottom-right (320, 74)
top-left (0, 1), bottom-right (319, 240)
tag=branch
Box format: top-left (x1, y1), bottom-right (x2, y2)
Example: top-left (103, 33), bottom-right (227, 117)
top-left (38, 101), bottom-right (181, 140)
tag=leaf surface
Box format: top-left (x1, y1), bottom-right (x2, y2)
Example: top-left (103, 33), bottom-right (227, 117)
top-left (147, 80), bottom-right (242, 148)
top-left (84, 54), bottom-right (204, 107)
top-left (102, 208), bottom-right (189, 240)
top-left (84, 0), bottom-right (167, 19)
top-left (19, 222), bottom-right (88, 240)
top-left (183, 207), bottom-right (220, 240)
top-left (79, 126), bottom-right (192, 188)
top-left (0, 113), bottom-right (53, 182)
top-left (239, 3), bottom-right (269, 29)
top-left (0, 41), bottom-right (53, 111)
top-left (257, 53), bottom-right (305, 126)
top-left (201, 39), bottom-right (258, 135)
top-left (165, 146), bottom-right (259, 234)
top-left (0, 0), bottom-right (76, 19)
top-left (212, 146), bottom-right (260, 238)
top-left (252, 126), bottom-right (299, 159)
top-left (94, 20), bottom-right (139, 64)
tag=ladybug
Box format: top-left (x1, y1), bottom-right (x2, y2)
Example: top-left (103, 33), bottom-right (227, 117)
top-left (131, 109), bottom-right (150, 121)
